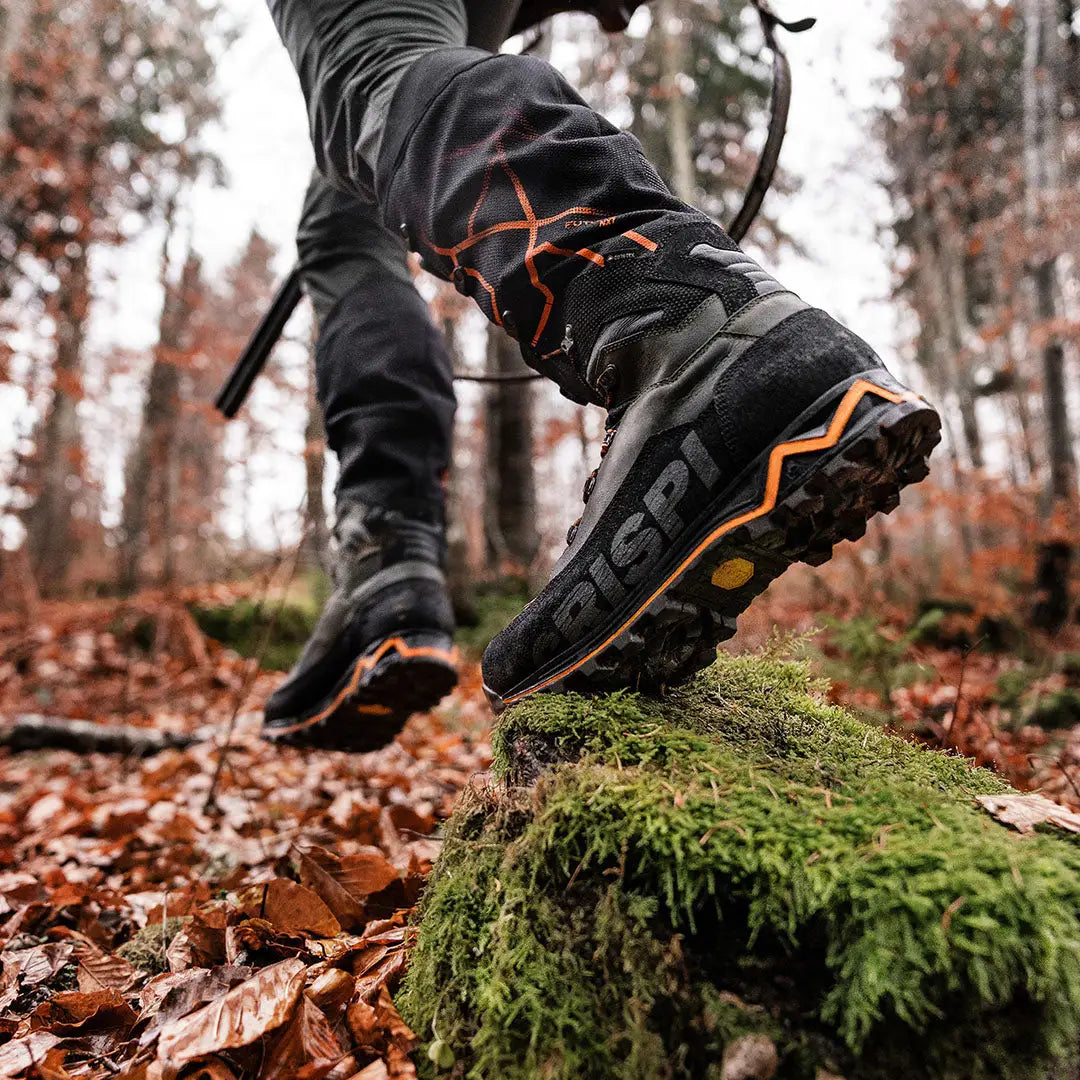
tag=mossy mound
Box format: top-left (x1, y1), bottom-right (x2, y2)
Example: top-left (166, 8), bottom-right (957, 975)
top-left (190, 598), bottom-right (319, 672)
top-left (401, 649), bottom-right (1080, 1080)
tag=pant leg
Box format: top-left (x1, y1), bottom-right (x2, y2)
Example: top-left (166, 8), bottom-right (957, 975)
top-left (298, 171), bottom-right (456, 522)
top-left (267, 0), bottom-right (469, 198)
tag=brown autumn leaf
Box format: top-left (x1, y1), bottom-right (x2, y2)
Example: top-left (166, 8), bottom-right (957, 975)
top-left (28, 989), bottom-right (137, 1036)
top-left (306, 967), bottom-right (356, 1021)
top-left (236, 878), bottom-right (341, 938)
top-left (338, 852), bottom-right (400, 900)
top-left (224, 918), bottom-right (300, 965)
top-left (977, 793), bottom-right (1080, 835)
top-left (354, 950), bottom-right (407, 1005)
top-left (74, 943), bottom-right (137, 993)
top-left (385, 1045), bottom-right (418, 1080)
top-left (346, 1063), bottom-right (389, 1080)
top-left (138, 966), bottom-right (254, 1045)
top-left (166, 907), bottom-right (227, 971)
top-left (34, 1047), bottom-right (82, 1080)
top-left (0, 1032), bottom-right (60, 1079)
top-left (260, 996), bottom-right (343, 1080)
top-left (373, 987), bottom-right (416, 1050)
top-left (347, 943), bottom-right (389, 979)
top-left (346, 998), bottom-right (380, 1048)
top-left (1, 942), bottom-right (75, 987)
top-left (184, 1062), bottom-right (239, 1080)
top-left (326, 792), bottom-right (382, 841)
top-left (295, 846), bottom-right (367, 931)
top-left (386, 804), bottom-right (435, 837)
top-left (157, 957), bottom-right (307, 1068)
top-left (345, 987), bottom-right (416, 1056)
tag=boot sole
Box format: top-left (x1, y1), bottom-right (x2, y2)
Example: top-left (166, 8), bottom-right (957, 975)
top-left (262, 632), bottom-right (459, 752)
top-left (486, 378), bottom-right (941, 711)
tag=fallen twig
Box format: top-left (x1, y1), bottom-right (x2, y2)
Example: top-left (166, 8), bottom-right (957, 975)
top-left (0, 715), bottom-right (200, 756)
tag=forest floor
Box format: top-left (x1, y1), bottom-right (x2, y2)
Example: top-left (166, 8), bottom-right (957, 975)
top-left (0, 591), bottom-right (491, 1078)
top-left (0, 578), bottom-right (1078, 1077)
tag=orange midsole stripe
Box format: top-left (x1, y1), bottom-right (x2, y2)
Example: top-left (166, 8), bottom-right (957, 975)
top-left (268, 637), bottom-right (459, 736)
top-left (504, 380), bottom-right (917, 705)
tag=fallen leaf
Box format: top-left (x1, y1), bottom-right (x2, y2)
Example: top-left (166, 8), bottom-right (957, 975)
top-left (354, 950), bottom-right (407, 1005)
top-left (32, 1045), bottom-right (80, 1080)
top-left (138, 965), bottom-right (254, 1043)
top-left (225, 918), bottom-right (290, 964)
top-left (75, 944), bottom-right (137, 993)
top-left (386, 1044), bottom-right (418, 1080)
top-left (166, 908), bottom-right (227, 971)
top-left (1, 943), bottom-right (75, 987)
top-left (338, 852), bottom-right (400, 900)
top-left (182, 1062), bottom-right (238, 1080)
top-left (295, 846), bottom-right (366, 931)
top-left (29, 989), bottom-right (137, 1036)
top-left (0, 1032), bottom-right (60, 1078)
top-left (260, 996), bottom-right (343, 1080)
top-left (157, 957), bottom-right (307, 1067)
top-left (346, 999), bottom-right (380, 1047)
top-left (346, 1064), bottom-right (388, 1080)
top-left (976, 793), bottom-right (1080, 835)
top-left (373, 987), bottom-right (416, 1048)
top-left (307, 967), bottom-right (355, 1020)
top-left (326, 792), bottom-right (381, 840)
top-left (236, 878), bottom-right (341, 938)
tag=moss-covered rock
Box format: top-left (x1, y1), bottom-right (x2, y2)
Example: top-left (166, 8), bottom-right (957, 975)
top-left (401, 648), bottom-right (1080, 1080)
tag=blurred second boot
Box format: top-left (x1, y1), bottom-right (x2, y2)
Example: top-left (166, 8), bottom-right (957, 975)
top-left (263, 503), bottom-right (458, 752)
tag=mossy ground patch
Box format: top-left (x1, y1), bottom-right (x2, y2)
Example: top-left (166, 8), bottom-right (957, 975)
top-left (402, 648), bottom-right (1080, 1079)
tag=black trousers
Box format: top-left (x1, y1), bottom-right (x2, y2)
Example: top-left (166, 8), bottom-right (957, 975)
top-left (270, 0), bottom-right (522, 522)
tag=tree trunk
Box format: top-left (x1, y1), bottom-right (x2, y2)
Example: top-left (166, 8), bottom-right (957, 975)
top-left (24, 242), bottom-right (90, 596)
top-left (118, 217), bottom-right (197, 593)
top-left (301, 346), bottom-right (330, 572)
top-left (657, 0), bottom-right (696, 203)
top-left (484, 325), bottom-right (539, 575)
top-left (1024, 0), bottom-right (1074, 508)
top-left (1034, 261), bottom-right (1073, 503)
top-left (0, 0), bottom-right (30, 139)
top-left (912, 209), bottom-right (985, 470)
top-left (1024, 0), bottom-right (1075, 631)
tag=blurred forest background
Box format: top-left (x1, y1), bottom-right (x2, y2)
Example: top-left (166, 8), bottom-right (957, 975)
top-left (3, 0), bottom-right (1080, 791)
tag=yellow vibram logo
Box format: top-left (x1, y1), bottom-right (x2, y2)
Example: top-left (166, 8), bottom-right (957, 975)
top-left (712, 558), bottom-right (755, 590)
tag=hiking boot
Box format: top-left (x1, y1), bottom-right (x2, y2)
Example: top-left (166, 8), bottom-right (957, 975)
top-left (480, 287), bottom-right (940, 709)
top-left (376, 49), bottom-right (940, 710)
top-left (262, 503), bottom-right (458, 750)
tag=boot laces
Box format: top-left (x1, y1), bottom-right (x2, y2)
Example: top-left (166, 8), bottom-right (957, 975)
top-left (566, 425), bottom-right (617, 546)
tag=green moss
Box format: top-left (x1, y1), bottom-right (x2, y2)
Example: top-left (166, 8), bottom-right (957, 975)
top-left (1028, 689), bottom-right (1080, 732)
top-left (401, 650), bottom-right (1080, 1080)
top-left (117, 917), bottom-right (187, 975)
top-left (190, 598), bottom-right (318, 672)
